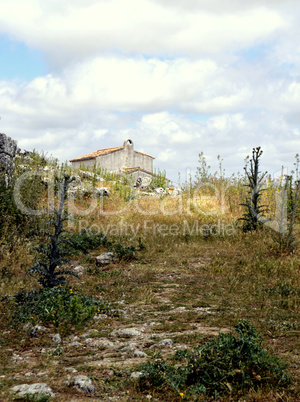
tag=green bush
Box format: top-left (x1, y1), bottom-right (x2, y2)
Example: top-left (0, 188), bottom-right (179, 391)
top-left (11, 286), bottom-right (110, 329)
top-left (149, 169), bottom-right (169, 190)
top-left (66, 230), bottom-right (109, 255)
top-left (138, 320), bottom-right (291, 398)
top-left (108, 242), bottom-right (136, 261)
top-left (0, 172), bottom-right (43, 239)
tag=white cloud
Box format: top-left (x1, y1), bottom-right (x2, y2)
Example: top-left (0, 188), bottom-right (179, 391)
top-left (0, 0), bottom-right (287, 66)
top-left (1, 57), bottom-right (230, 114)
top-left (0, 0), bottom-right (299, 183)
top-left (157, 149), bottom-right (177, 162)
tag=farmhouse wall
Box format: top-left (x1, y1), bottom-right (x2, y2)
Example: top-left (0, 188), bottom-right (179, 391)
top-left (96, 142), bottom-right (152, 172)
top-left (71, 140), bottom-right (153, 172)
top-left (72, 158), bottom-right (95, 170)
top-left (71, 140), bottom-right (154, 172)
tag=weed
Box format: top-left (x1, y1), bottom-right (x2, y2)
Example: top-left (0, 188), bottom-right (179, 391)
top-left (12, 394), bottom-right (52, 401)
top-left (138, 320), bottom-right (291, 398)
top-left (66, 230), bottom-right (109, 255)
top-left (0, 266), bottom-right (13, 280)
top-left (239, 147), bottom-right (268, 231)
top-left (149, 168), bottom-right (170, 190)
top-left (11, 286), bottom-right (110, 331)
top-left (195, 151), bottom-right (211, 183)
top-left (0, 170), bottom-right (42, 239)
top-left (270, 178), bottom-right (300, 253)
top-left (108, 242), bottom-right (136, 262)
top-left (264, 281), bottom-right (300, 308)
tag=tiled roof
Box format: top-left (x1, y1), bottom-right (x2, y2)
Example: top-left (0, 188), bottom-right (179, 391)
top-left (122, 167), bottom-right (170, 181)
top-left (70, 145), bottom-right (155, 162)
top-left (70, 146), bottom-right (123, 162)
top-left (122, 167), bottom-right (151, 174)
top-left (134, 150), bottom-right (155, 159)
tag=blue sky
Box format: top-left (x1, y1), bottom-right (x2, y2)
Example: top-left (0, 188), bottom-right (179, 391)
top-left (0, 34), bottom-right (47, 80)
top-left (0, 0), bottom-right (299, 183)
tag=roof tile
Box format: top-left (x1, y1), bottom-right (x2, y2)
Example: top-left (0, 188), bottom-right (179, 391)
top-left (70, 145), bottom-right (155, 162)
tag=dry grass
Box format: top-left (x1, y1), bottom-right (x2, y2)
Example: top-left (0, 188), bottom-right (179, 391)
top-left (0, 177), bottom-right (299, 401)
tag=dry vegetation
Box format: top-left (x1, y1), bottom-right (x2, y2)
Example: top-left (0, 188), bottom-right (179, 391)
top-left (0, 154), bottom-right (299, 401)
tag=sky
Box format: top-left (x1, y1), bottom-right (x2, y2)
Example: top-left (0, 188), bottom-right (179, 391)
top-left (0, 0), bottom-right (299, 184)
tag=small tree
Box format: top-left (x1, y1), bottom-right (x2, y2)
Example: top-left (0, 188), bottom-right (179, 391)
top-left (239, 147), bottom-right (268, 231)
top-left (28, 173), bottom-right (78, 287)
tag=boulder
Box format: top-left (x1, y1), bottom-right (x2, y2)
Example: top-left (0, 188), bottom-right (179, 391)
top-left (111, 327), bottom-right (142, 338)
top-left (71, 375), bottom-right (96, 393)
top-left (11, 383), bottom-right (55, 398)
top-left (130, 371), bottom-right (143, 379)
top-left (154, 187), bottom-right (166, 196)
top-left (51, 333), bottom-right (62, 343)
top-left (30, 325), bottom-right (47, 337)
top-left (133, 349), bottom-right (147, 358)
top-left (157, 338), bottom-right (173, 347)
top-left (134, 177), bottom-right (143, 188)
top-left (0, 133), bottom-right (17, 181)
top-left (78, 170), bottom-right (104, 182)
top-left (73, 265), bottom-right (86, 275)
top-left (94, 187), bottom-right (110, 197)
top-left (96, 252), bottom-right (116, 267)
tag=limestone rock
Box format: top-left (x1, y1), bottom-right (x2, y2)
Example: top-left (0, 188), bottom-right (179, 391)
top-left (95, 187), bottom-right (110, 197)
top-left (73, 265), bottom-right (86, 275)
top-left (154, 187), bottom-right (166, 196)
top-left (110, 309), bottom-right (126, 316)
top-left (133, 349), bottom-right (147, 358)
top-left (65, 367), bottom-right (78, 373)
top-left (93, 313), bottom-right (108, 320)
top-left (96, 252), bottom-right (116, 267)
top-left (11, 353), bottom-right (24, 362)
top-left (30, 325), bottom-right (47, 337)
top-left (0, 133), bottom-right (17, 180)
top-left (51, 333), bottom-right (62, 343)
top-left (11, 383), bottom-right (55, 398)
top-left (157, 338), bottom-right (173, 347)
top-left (83, 338), bottom-right (115, 348)
top-left (72, 375), bottom-right (96, 393)
top-left (111, 327), bottom-right (142, 338)
top-left (130, 371), bottom-right (143, 379)
top-left (134, 177), bottom-right (142, 188)
top-left (69, 341), bottom-right (83, 347)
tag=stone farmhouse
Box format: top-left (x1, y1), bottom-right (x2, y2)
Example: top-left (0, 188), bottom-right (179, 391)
top-left (70, 139), bottom-right (155, 180)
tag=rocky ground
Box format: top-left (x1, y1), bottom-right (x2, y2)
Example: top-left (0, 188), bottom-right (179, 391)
top-left (1, 239), bottom-right (299, 401)
top-left (1, 261), bottom-right (232, 401)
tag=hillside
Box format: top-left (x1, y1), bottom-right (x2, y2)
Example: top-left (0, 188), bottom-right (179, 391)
top-left (0, 148), bottom-right (299, 401)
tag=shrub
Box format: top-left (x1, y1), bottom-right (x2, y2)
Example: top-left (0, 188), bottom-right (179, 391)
top-left (149, 169), bottom-right (169, 190)
top-left (0, 171), bottom-right (43, 239)
top-left (138, 320), bottom-right (291, 398)
top-left (11, 286), bottom-right (110, 330)
top-left (108, 242), bottom-right (136, 261)
top-left (66, 230), bottom-right (109, 255)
